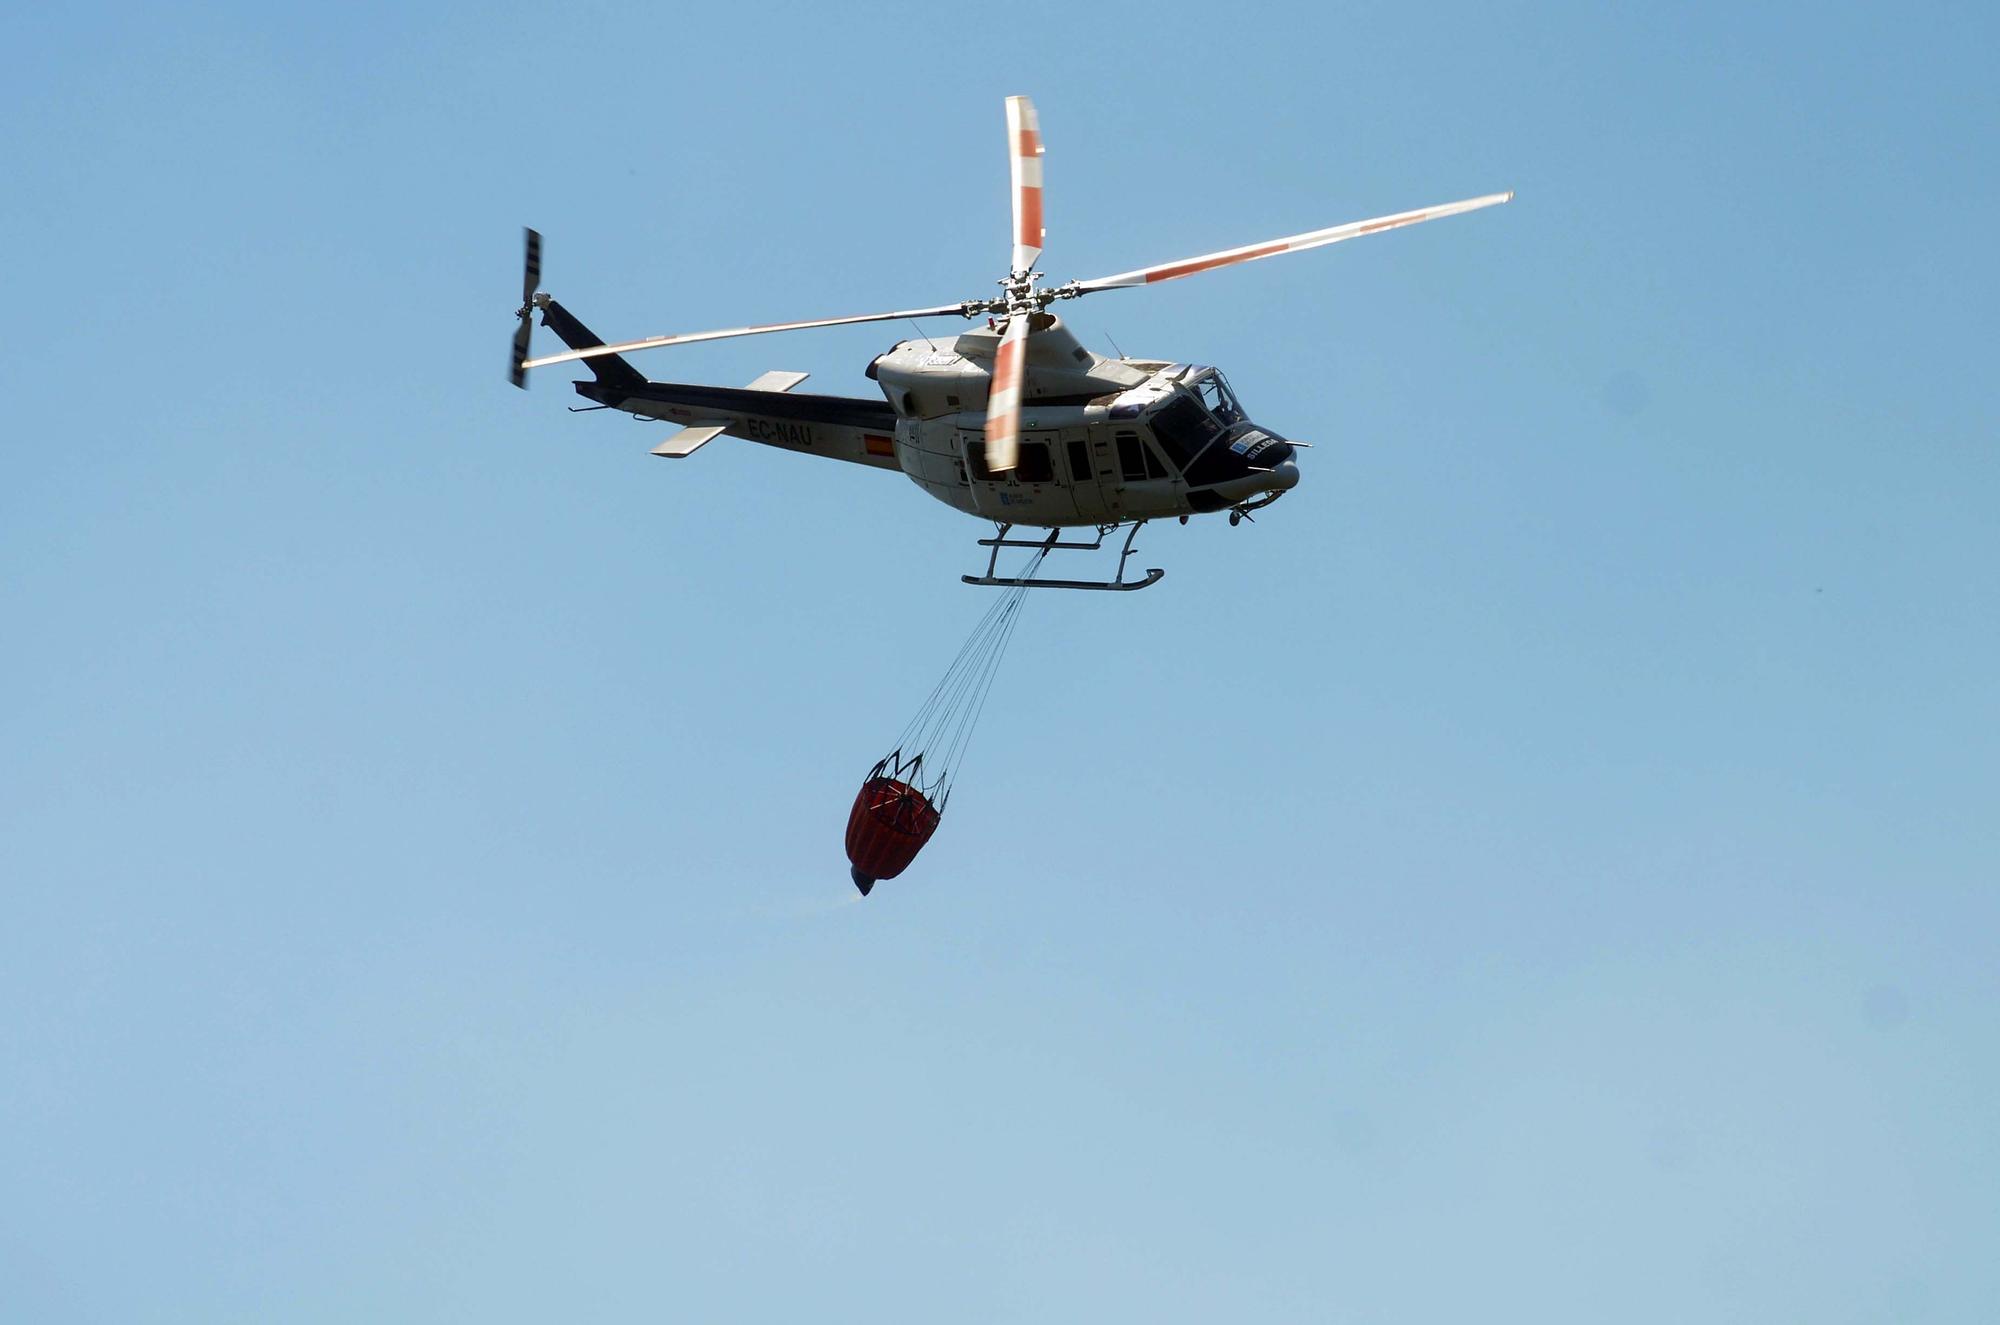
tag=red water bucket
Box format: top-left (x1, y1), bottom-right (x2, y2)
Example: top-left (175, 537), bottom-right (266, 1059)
top-left (844, 776), bottom-right (942, 895)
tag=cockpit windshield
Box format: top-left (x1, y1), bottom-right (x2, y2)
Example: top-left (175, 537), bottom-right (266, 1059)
top-left (1146, 368), bottom-right (1247, 468)
top-left (1190, 369), bottom-right (1245, 427)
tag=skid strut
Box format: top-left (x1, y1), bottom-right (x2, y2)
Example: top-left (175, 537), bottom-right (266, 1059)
top-left (962, 521), bottom-right (1165, 592)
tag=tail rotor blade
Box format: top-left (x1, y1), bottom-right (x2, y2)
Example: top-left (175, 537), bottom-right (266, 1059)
top-left (510, 227), bottom-right (542, 389)
top-left (1006, 95), bottom-right (1045, 275)
top-left (984, 313), bottom-right (1030, 474)
top-left (522, 227), bottom-right (542, 303)
top-left (509, 315), bottom-right (534, 389)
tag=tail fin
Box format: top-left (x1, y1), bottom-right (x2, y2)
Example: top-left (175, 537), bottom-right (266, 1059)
top-left (537, 298), bottom-right (647, 391)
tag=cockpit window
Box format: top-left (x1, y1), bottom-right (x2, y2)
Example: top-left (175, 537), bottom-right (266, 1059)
top-left (1192, 370), bottom-right (1245, 427)
top-left (1149, 391), bottom-right (1224, 467)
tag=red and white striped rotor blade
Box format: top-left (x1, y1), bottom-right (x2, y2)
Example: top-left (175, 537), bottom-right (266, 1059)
top-left (984, 314), bottom-right (1030, 475)
top-left (519, 300), bottom-right (971, 370)
top-left (1007, 95), bottom-right (1045, 274)
top-left (1072, 191), bottom-right (1513, 293)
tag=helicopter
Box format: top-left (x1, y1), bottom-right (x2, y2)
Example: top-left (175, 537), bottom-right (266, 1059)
top-left (511, 95), bottom-right (1510, 591)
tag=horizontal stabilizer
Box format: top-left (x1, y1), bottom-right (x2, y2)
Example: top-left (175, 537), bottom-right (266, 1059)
top-left (648, 374), bottom-right (809, 457)
top-left (651, 424), bottom-right (727, 458)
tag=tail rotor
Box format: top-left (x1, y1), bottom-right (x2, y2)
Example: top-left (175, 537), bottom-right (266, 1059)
top-left (509, 227), bottom-right (543, 388)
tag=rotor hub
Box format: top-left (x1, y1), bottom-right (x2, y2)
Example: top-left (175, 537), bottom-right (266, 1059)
top-left (973, 271), bottom-right (1082, 321)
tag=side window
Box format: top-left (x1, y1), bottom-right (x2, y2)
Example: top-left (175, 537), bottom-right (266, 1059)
top-left (1143, 443), bottom-right (1167, 480)
top-left (1067, 439), bottom-right (1092, 482)
top-left (966, 436), bottom-right (1053, 483)
top-left (964, 437), bottom-right (993, 481)
top-left (1015, 442), bottom-right (1054, 483)
top-left (1116, 432), bottom-right (1148, 481)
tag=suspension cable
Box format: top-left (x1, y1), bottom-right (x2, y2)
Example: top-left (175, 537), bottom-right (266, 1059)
top-left (884, 545), bottom-right (1049, 804)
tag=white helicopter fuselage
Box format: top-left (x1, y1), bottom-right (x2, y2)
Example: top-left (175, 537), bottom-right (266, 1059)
top-left (574, 312), bottom-right (1300, 531)
top-left (872, 316), bottom-right (1299, 527)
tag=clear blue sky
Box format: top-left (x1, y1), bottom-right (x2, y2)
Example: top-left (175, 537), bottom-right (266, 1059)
top-left (4, 2), bottom-right (1996, 1320)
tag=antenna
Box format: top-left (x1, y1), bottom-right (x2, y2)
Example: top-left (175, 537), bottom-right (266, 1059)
top-left (908, 319), bottom-right (938, 352)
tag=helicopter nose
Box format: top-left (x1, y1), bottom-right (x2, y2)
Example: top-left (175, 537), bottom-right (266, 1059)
top-left (1267, 458), bottom-right (1300, 491)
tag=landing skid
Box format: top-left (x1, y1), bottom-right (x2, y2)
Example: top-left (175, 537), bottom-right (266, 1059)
top-left (962, 522), bottom-right (1165, 592)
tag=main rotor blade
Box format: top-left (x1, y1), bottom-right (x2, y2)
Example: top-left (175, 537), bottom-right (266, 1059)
top-left (1071, 191), bottom-right (1513, 293)
top-left (520, 301), bottom-right (973, 370)
top-left (984, 314), bottom-right (1031, 474)
top-left (1007, 95), bottom-right (1045, 274)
